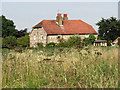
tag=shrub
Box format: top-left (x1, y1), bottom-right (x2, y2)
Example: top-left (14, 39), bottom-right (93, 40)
top-left (2, 36), bottom-right (17, 49)
top-left (57, 38), bottom-right (68, 47)
top-left (83, 34), bottom-right (96, 46)
top-left (37, 43), bottom-right (43, 48)
top-left (67, 36), bottom-right (82, 48)
top-left (17, 35), bottom-right (29, 47)
top-left (46, 42), bottom-right (56, 47)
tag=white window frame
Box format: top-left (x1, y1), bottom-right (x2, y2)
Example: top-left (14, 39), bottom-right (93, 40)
top-left (85, 34), bottom-right (89, 38)
top-left (40, 35), bottom-right (43, 40)
top-left (34, 36), bottom-right (36, 40)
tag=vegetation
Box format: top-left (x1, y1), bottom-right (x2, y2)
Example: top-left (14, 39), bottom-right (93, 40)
top-left (17, 35), bottom-right (29, 47)
top-left (2, 47), bottom-right (118, 88)
top-left (1, 15), bottom-right (29, 49)
top-left (1, 15), bottom-right (18, 38)
top-left (37, 43), bottom-right (44, 48)
top-left (83, 34), bottom-right (96, 46)
top-left (1, 15), bottom-right (119, 88)
top-left (96, 17), bottom-right (120, 42)
top-left (46, 42), bottom-right (56, 47)
top-left (2, 36), bottom-right (17, 49)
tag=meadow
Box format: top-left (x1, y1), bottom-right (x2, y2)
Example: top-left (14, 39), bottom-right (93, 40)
top-left (2, 46), bottom-right (118, 88)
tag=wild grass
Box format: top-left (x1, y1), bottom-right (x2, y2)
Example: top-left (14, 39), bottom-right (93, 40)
top-left (2, 46), bottom-right (118, 88)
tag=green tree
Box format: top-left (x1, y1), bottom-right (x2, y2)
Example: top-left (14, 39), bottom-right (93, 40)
top-left (46, 42), bottom-right (56, 47)
top-left (96, 17), bottom-right (120, 41)
top-left (83, 34), bottom-right (96, 46)
top-left (2, 36), bottom-right (17, 49)
top-left (16, 28), bottom-right (29, 38)
top-left (0, 15), bottom-right (18, 38)
top-left (37, 43), bottom-right (43, 48)
top-left (67, 36), bottom-right (82, 48)
top-left (17, 35), bottom-right (29, 47)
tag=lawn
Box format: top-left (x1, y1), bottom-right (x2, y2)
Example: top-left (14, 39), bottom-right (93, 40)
top-left (2, 46), bottom-right (118, 88)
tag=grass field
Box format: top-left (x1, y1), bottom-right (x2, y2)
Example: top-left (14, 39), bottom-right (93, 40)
top-left (2, 46), bottom-right (118, 88)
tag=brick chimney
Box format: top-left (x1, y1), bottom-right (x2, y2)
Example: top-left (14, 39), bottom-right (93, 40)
top-left (63, 14), bottom-right (68, 20)
top-left (56, 13), bottom-right (63, 26)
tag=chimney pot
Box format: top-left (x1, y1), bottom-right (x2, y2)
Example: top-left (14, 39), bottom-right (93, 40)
top-left (64, 14), bottom-right (67, 17)
top-left (57, 13), bottom-right (61, 16)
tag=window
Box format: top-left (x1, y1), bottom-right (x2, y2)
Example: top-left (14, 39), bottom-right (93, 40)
top-left (34, 36), bottom-right (36, 40)
top-left (40, 35), bottom-right (43, 40)
top-left (75, 34), bottom-right (79, 37)
top-left (57, 35), bottom-right (62, 39)
top-left (85, 34), bottom-right (89, 38)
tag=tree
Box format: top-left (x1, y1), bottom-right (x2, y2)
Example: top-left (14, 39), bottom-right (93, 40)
top-left (83, 34), bottom-right (96, 46)
top-left (67, 36), bottom-right (82, 48)
top-left (46, 42), bottom-right (56, 47)
top-left (17, 35), bottom-right (29, 47)
top-left (1, 15), bottom-right (18, 38)
top-left (2, 36), bottom-right (17, 49)
top-left (96, 17), bottom-right (120, 41)
top-left (16, 28), bottom-right (28, 38)
top-left (37, 43), bottom-right (43, 48)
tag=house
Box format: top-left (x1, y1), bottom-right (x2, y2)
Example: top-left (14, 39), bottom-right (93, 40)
top-left (30, 13), bottom-right (97, 47)
top-left (94, 40), bottom-right (107, 46)
top-left (111, 37), bottom-right (120, 46)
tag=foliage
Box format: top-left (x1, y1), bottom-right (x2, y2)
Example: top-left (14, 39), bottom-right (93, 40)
top-left (37, 43), bottom-right (43, 48)
top-left (0, 16), bottom-right (2, 37)
top-left (57, 38), bottom-right (68, 47)
top-left (16, 28), bottom-right (29, 38)
top-left (57, 36), bottom-right (82, 48)
top-left (1, 15), bottom-right (18, 38)
top-left (2, 47), bottom-right (118, 88)
top-left (96, 17), bottom-right (120, 42)
top-left (66, 36), bottom-right (82, 48)
top-left (2, 36), bottom-right (17, 49)
top-left (83, 34), bottom-right (96, 46)
top-left (17, 35), bottom-right (29, 47)
top-left (46, 42), bottom-right (56, 47)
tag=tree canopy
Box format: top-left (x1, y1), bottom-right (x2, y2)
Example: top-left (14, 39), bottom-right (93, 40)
top-left (1, 15), bottom-right (30, 48)
top-left (1, 15), bottom-right (18, 38)
top-left (96, 17), bottom-right (120, 42)
top-left (83, 34), bottom-right (96, 46)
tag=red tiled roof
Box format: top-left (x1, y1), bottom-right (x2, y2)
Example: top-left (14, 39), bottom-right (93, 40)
top-left (32, 20), bottom-right (97, 35)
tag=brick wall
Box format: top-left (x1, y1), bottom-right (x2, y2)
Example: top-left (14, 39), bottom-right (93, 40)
top-left (30, 28), bottom-right (47, 47)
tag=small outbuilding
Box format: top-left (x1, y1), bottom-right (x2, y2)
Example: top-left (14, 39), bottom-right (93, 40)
top-left (111, 37), bottom-right (120, 46)
top-left (94, 40), bottom-right (107, 46)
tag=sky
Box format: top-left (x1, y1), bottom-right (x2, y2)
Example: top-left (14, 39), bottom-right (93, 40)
top-left (2, 2), bottom-right (118, 32)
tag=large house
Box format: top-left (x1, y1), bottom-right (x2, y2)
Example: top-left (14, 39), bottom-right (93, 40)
top-left (30, 13), bottom-right (97, 47)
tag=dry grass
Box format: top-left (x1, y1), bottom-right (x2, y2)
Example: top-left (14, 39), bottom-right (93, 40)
top-left (2, 46), bottom-right (118, 88)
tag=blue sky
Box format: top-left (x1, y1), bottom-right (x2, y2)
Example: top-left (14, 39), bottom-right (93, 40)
top-left (2, 2), bottom-right (118, 32)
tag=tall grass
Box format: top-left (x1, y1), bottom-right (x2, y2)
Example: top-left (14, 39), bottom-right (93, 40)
top-left (2, 46), bottom-right (118, 88)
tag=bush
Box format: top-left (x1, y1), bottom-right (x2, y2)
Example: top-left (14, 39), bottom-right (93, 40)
top-left (17, 35), bottom-right (29, 47)
top-left (37, 43), bottom-right (43, 48)
top-left (46, 42), bottom-right (56, 47)
top-left (57, 38), bottom-right (68, 47)
top-left (83, 34), bottom-right (96, 46)
top-left (67, 36), bottom-right (82, 48)
top-left (56, 36), bottom-right (82, 48)
top-left (2, 36), bottom-right (17, 49)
